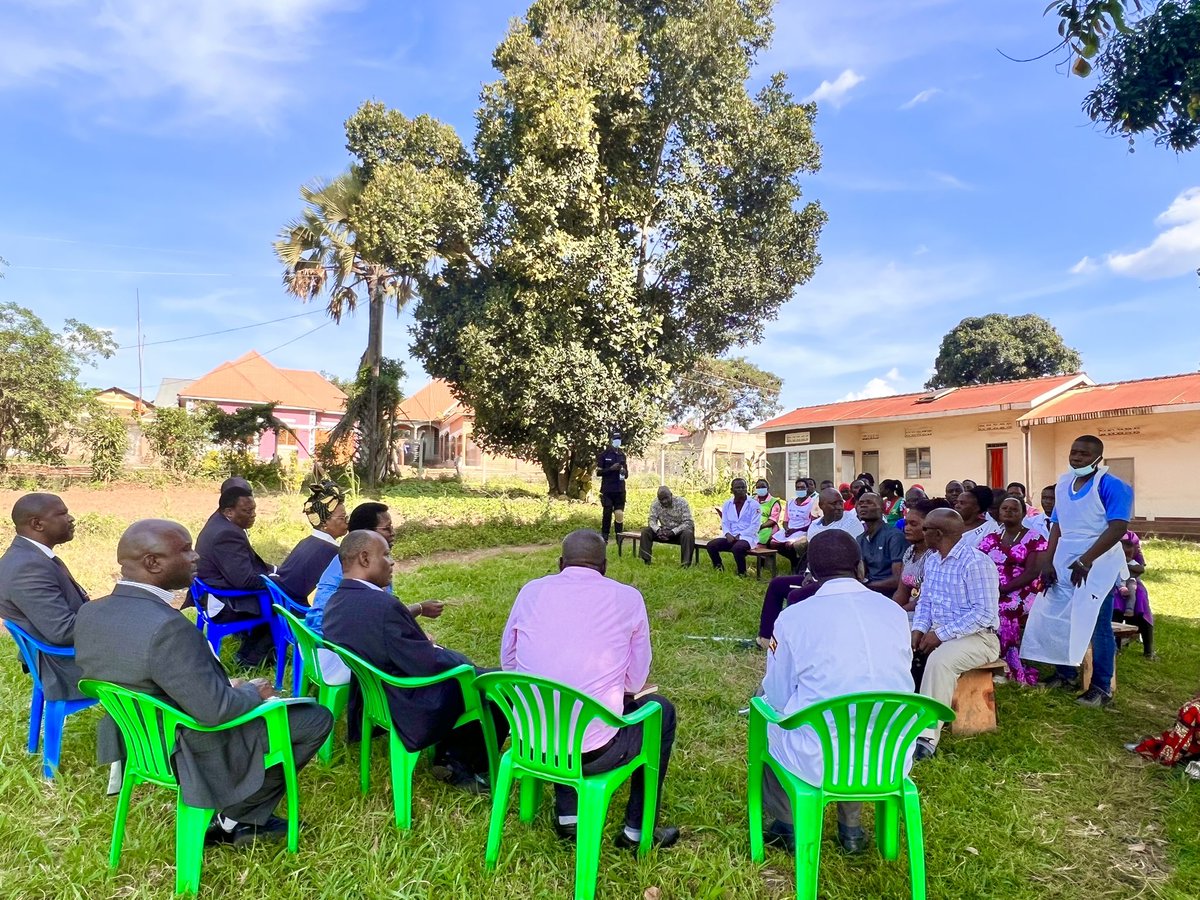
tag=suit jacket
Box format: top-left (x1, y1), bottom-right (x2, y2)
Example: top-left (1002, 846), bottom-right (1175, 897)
top-left (0, 537), bottom-right (89, 701)
top-left (195, 510), bottom-right (272, 614)
top-left (323, 580), bottom-right (472, 752)
top-left (74, 583), bottom-right (269, 811)
top-left (273, 535), bottom-right (339, 604)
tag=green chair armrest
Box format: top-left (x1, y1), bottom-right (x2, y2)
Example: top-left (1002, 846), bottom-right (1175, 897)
top-left (184, 697), bottom-right (319, 734)
top-left (618, 699), bottom-right (662, 728)
top-left (372, 662), bottom-right (476, 691)
top-left (749, 695), bottom-right (789, 725)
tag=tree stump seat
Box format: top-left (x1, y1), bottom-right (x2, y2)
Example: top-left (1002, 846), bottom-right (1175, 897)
top-left (951, 659), bottom-right (1007, 735)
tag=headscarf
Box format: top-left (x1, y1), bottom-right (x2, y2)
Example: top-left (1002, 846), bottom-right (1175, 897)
top-left (304, 480), bottom-right (345, 528)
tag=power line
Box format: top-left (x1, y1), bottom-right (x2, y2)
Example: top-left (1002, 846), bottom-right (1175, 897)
top-left (117, 309), bottom-right (323, 350)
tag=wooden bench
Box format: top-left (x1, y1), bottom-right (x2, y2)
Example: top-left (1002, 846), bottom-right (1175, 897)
top-left (951, 659), bottom-right (1006, 735)
top-left (614, 530), bottom-right (643, 557)
top-left (692, 539), bottom-right (777, 579)
top-left (1078, 621), bottom-right (1142, 693)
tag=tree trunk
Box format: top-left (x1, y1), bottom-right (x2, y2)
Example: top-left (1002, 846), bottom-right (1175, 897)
top-left (363, 282), bottom-right (386, 491)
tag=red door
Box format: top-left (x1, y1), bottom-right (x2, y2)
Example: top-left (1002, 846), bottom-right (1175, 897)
top-left (987, 445), bottom-right (1007, 488)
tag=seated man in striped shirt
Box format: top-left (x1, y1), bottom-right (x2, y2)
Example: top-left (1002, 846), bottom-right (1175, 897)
top-left (910, 508), bottom-right (1000, 760)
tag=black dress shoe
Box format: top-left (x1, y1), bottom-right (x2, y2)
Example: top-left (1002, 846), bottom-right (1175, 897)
top-left (554, 820), bottom-right (578, 842)
top-left (205, 815), bottom-right (290, 848)
top-left (431, 761), bottom-right (489, 794)
top-left (763, 819), bottom-right (795, 852)
top-left (1040, 673), bottom-right (1078, 691)
top-left (837, 825), bottom-right (867, 853)
top-left (913, 738), bottom-right (936, 762)
top-left (613, 825), bottom-right (680, 850)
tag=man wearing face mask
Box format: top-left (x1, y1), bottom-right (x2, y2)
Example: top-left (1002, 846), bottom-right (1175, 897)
top-left (1020, 435), bottom-right (1133, 707)
top-left (595, 430), bottom-right (629, 543)
top-left (771, 478), bottom-right (819, 574)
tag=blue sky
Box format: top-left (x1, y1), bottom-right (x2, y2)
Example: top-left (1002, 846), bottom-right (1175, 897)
top-left (1, 0), bottom-right (1197, 415)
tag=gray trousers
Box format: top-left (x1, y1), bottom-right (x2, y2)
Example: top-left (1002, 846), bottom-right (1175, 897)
top-left (762, 766), bottom-right (861, 829)
top-left (221, 703), bottom-right (333, 824)
top-left (639, 526), bottom-right (696, 565)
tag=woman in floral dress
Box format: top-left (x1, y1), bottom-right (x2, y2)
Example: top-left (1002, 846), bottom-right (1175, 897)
top-left (978, 496), bottom-right (1047, 685)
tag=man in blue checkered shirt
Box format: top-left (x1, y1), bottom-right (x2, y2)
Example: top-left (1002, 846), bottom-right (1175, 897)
top-left (910, 508), bottom-right (1000, 759)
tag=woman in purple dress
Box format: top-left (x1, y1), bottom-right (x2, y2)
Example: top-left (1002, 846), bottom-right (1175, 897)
top-left (978, 497), bottom-right (1047, 685)
top-left (1110, 531), bottom-right (1154, 657)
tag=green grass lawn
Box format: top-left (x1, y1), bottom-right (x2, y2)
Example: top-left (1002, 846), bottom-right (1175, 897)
top-left (3, 539), bottom-right (1200, 898)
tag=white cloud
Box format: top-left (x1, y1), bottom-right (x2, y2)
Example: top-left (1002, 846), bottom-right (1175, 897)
top-left (928, 171), bottom-right (971, 191)
top-left (0, 0), bottom-right (354, 128)
top-left (1069, 256), bottom-right (1097, 275)
top-left (839, 372), bottom-right (902, 402)
top-left (1101, 187), bottom-right (1200, 278)
top-left (900, 88), bottom-right (941, 110)
top-left (803, 69), bottom-right (865, 108)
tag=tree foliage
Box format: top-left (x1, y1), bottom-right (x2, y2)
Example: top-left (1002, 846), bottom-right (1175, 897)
top-left (274, 172), bottom-right (416, 489)
top-left (346, 0), bottom-right (824, 496)
top-left (926, 314), bottom-right (1082, 390)
top-left (0, 303), bottom-right (115, 468)
top-left (144, 406), bottom-right (212, 472)
top-left (77, 398), bottom-right (128, 482)
top-left (1049, 0), bottom-right (1200, 151)
top-left (322, 357), bottom-right (406, 480)
top-left (667, 356), bottom-right (782, 430)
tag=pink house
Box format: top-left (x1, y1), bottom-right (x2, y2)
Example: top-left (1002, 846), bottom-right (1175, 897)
top-left (175, 351), bottom-right (347, 461)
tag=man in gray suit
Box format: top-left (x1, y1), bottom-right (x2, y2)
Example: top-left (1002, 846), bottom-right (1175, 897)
top-left (0, 493), bottom-right (89, 701)
top-left (75, 519), bottom-right (332, 846)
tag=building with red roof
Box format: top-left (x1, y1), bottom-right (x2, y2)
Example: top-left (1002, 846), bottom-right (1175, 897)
top-left (754, 371), bottom-right (1199, 519)
top-left (172, 351), bottom-right (347, 461)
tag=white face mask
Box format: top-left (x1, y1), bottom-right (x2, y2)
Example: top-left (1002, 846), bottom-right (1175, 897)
top-left (1070, 455), bottom-right (1101, 477)
top-left (612, 439), bottom-right (622, 449)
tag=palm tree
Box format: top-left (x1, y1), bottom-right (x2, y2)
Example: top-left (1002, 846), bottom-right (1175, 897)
top-left (274, 172), bottom-right (414, 489)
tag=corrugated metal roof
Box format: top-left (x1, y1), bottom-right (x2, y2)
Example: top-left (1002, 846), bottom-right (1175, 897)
top-left (756, 374), bottom-right (1086, 431)
top-left (1018, 372), bottom-right (1200, 424)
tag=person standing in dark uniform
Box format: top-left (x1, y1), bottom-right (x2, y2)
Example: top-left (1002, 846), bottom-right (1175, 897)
top-left (596, 430), bottom-right (629, 543)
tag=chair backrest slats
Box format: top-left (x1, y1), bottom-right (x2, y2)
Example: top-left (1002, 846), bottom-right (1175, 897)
top-left (79, 680), bottom-right (191, 787)
top-left (273, 605), bottom-right (329, 688)
top-left (767, 691), bottom-right (953, 794)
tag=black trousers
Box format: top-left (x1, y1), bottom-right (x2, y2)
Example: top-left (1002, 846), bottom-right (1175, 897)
top-left (554, 694), bottom-right (676, 829)
top-left (211, 607), bottom-right (275, 667)
top-left (639, 526), bottom-right (696, 565)
top-left (433, 709), bottom-right (509, 778)
top-left (221, 703), bottom-right (333, 824)
top-left (773, 541), bottom-right (808, 575)
top-left (707, 537), bottom-right (751, 574)
top-left (600, 490), bottom-right (627, 539)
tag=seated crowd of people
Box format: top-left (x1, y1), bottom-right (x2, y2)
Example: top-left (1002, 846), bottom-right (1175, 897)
top-left (0, 433), bottom-right (1174, 870)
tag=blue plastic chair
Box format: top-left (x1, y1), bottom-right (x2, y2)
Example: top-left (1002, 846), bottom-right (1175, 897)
top-left (260, 576), bottom-right (310, 696)
top-left (4, 621), bottom-right (97, 777)
top-left (188, 578), bottom-right (287, 690)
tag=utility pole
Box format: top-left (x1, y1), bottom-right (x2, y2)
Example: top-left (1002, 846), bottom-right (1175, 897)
top-left (136, 289), bottom-right (145, 411)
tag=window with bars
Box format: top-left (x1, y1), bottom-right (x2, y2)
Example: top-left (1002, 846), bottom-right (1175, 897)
top-left (786, 450), bottom-right (809, 482)
top-left (905, 447), bottom-right (932, 479)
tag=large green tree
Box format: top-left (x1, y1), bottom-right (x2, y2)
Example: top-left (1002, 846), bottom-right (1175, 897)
top-left (926, 313), bottom-right (1082, 389)
top-left (274, 172), bottom-right (415, 489)
top-left (1048, 0), bottom-right (1200, 150)
top-left (667, 356), bottom-right (782, 430)
top-left (0, 303), bottom-right (115, 467)
top-left (346, 0), bottom-right (824, 496)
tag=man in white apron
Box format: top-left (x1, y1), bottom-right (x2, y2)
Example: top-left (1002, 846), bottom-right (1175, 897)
top-left (1020, 435), bottom-right (1133, 707)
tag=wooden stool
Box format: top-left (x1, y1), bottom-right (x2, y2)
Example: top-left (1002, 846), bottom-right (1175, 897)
top-left (614, 531), bottom-right (642, 557)
top-left (1113, 620), bottom-right (1141, 650)
top-left (951, 659), bottom-right (1007, 735)
top-left (748, 547), bottom-right (778, 580)
top-left (691, 539), bottom-right (712, 567)
top-left (1079, 621), bottom-right (1139, 693)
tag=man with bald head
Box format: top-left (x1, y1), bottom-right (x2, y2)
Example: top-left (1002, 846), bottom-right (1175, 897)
top-left (74, 520), bottom-right (332, 845)
top-left (0, 493), bottom-right (89, 702)
top-left (804, 487), bottom-right (864, 545)
top-left (910, 508), bottom-right (1001, 760)
top-left (759, 530), bottom-right (914, 854)
top-left (502, 529), bottom-right (679, 849)
top-left (323, 530), bottom-right (500, 793)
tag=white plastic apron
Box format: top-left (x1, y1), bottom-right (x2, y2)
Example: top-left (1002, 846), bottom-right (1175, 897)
top-left (773, 497), bottom-right (815, 543)
top-left (1020, 467), bottom-right (1126, 666)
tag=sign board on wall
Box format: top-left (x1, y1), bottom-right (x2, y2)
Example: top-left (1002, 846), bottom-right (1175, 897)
top-left (976, 422), bottom-right (1012, 432)
top-left (1099, 426), bottom-right (1142, 437)
top-left (784, 431), bottom-right (811, 445)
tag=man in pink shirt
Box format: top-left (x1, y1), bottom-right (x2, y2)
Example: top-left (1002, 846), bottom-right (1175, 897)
top-left (501, 530), bottom-right (679, 849)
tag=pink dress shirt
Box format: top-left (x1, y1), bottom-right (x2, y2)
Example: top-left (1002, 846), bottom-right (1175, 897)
top-left (501, 566), bottom-right (652, 751)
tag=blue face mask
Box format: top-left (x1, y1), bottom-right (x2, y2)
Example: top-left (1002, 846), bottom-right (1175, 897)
top-left (755, 488), bottom-right (769, 498)
top-left (795, 488), bottom-right (808, 499)
top-left (612, 439), bottom-right (622, 449)
top-left (1070, 455), bottom-right (1100, 477)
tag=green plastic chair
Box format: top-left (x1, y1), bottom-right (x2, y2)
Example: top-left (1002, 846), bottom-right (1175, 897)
top-left (747, 691), bottom-right (955, 900)
top-left (272, 604), bottom-right (350, 763)
top-left (475, 672), bottom-right (662, 900)
top-left (77, 679), bottom-right (316, 895)
top-left (322, 641), bottom-right (497, 829)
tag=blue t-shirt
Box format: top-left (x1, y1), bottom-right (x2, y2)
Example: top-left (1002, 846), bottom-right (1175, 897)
top-left (1050, 472), bottom-right (1134, 525)
top-left (306, 557), bottom-right (343, 636)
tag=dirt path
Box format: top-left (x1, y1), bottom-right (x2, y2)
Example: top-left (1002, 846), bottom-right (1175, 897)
top-left (392, 542), bottom-right (557, 573)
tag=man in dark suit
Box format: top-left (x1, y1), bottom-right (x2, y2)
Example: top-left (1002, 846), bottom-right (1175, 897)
top-left (195, 485), bottom-right (274, 667)
top-left (323, 530), bottom-right (503, 792)
top-left (75, 519), bottom-right (332, 845)
top-left (0, 493), bottom-right (89, 701)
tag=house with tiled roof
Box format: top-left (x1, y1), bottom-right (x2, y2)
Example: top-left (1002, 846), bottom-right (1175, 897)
top-left (754, 370), bottom-right (1200, 521)
top-left (174, 351), bottom-right (347, 461)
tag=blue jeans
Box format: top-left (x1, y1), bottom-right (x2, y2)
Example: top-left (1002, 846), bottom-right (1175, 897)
top-left (1055, 587), bottom-right (1116, 693)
